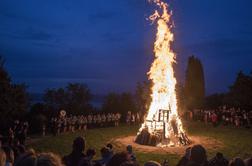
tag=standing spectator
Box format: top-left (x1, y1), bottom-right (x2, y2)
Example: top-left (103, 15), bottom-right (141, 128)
top-left (126, 112), bottom-right (131, 125)
top-left (42, 124), bottom-right (46, 137)
top-left (204, 112), bottom-right (208, 125)
top-left (211, 113), bottom-right (218, 127)
top-left (8, 128), bottom-right (14, 145)
top-left (136, 113), bottom-right (140, 124)
top-left (131, 114), bottom-right (135, 125)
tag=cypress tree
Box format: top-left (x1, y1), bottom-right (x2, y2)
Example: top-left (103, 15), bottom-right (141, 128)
top-left (184, 56), bottom-right (205, 109)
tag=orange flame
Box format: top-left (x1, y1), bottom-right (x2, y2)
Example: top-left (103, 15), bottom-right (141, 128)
top-left (138, 0), bottom-right (185, 146)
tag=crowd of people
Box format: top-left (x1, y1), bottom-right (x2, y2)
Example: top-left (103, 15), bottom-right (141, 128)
top-left (0, 120), bottom-right (29, 147)
top-left (185, 107), bottom-right (252, 128)
top-left (48, 111), bottom-right (142, 136)
top-left (0, 108), bottom-right (251, 166)
top-left (0, 111), bottom-right (142, 146)
top-left (49, 112), bottom-right (123, 136)
top-left (0, 136), bottom-right (251, 166)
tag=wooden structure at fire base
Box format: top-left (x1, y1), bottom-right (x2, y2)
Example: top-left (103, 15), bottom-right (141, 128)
top-left (135, 108), bottom-right (191, 147)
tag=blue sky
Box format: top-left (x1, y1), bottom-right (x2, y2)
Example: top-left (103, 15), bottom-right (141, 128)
top-left (0, 0), bottom-right (252, 95)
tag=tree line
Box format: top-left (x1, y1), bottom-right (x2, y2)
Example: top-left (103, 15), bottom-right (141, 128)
top-left (1, 55), bottom-right (252, 133)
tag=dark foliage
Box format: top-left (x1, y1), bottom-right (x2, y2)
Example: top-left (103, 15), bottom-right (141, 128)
top-left (204, 71), bottom-right (252, 110)
top-left (102, 92), bottom-right (136, 120)
top-left (184, 56), bottom-right (205, 109)
top-left (135, 81), bottom-right (151, 115)
top-left (0, 56), bottom-right (29, 130)
top-left (43, 83), bottom-right (93, 115)
top-left (225, 71), bottom-right (252, 109)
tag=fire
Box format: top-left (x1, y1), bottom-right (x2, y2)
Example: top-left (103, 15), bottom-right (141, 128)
top-left (136, 0), bottom-right (188, 146)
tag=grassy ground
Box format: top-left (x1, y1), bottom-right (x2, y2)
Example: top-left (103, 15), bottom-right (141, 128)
top-left (29, 122), bottom-right (252, 165)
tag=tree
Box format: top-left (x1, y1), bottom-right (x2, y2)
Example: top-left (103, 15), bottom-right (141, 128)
top-left (43, 83), bottom-right (92, 115)
top-left (102, 92), bottom-right (137, 120)
top-left (224, 71), bottom-right (252, 109)
top-left (184, 56), bottom-right (205, 109)
top-left (27, 103), bottom-right (48, 133)
top-left (0, 56), bottom-right (29, 129)
top-left (204, 93), bottom-right (225, 109)
top-left (102, 93), bottom-right (121, 113)
top-left (176, 84), bottom-right (186, 111)
top-left (65, 83), bottom-right (92, 114)
top-left (135, 81), bottom-right (151, 115)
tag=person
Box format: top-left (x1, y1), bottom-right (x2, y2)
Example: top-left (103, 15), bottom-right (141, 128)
top-left (126, 112), bottom-right (131, 125)
top-left (144, 161), bottom-right (161, 166)
top-left (115, 113), bottom-right (121, 127)
top-left (211, 113), bottom-right (218, 127)
top-left (63, 137), bottom-right (86, 166)
top-left (187, 145), bottom-right (208, 166)
top-left (131, 114), bottom-right (135, 125)
top-left (0, 149), bottom-right (6, 166)
top-left (209, 152), bottom-right (228, 166)
top-left (126, 145), bottom-right (136, 162)
top-left (14, 151), bottom-right (36, 166)
top-left (13, 144), bottom-right (26, 160)
top-left (106, 143), bottom-right (114, 158)
top-left (107, 152), bottom-right (130, 166)
top-left (229, 157), bottom-right (245, 166)
top-left (136, 113), bottom-right (140, 124)
top-left (177, 147), bottom-right (191, 166)
top-left (120, 161), bottom-right (140, 166)
top-left (8, 128), bottom-right (14, 145)
top-left (2, 146), bottom-right (14, 166)
top-left (244, 157), bottom-right (252, 166)
top-left (37, 153), bottom-right (63, 166)
top-left (14, 151), bottom-right (63, 166)
top-left (79, 148), bottom-right (96, 166)
top-left (42, 124), bottom-right (46, 137)
top-left (96, 147), bottom-right (111, 166)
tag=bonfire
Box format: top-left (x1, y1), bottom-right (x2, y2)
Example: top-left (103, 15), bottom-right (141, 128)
top-left (135, 0), bottom-right (190, 147)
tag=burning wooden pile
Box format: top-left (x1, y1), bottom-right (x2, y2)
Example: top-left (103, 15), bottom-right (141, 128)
top-left (135, 109), bottom-right (190, 147)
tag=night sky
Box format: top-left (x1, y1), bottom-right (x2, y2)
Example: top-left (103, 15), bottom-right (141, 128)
top-left (0, 0), bottom-right (252, 95)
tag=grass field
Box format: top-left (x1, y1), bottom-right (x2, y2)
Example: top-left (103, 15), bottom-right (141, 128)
top-left (29, 122), bottom-right (252, 165)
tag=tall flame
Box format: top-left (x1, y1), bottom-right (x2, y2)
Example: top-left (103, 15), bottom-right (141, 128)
top-left (137, 0), bottom-right (185, 146)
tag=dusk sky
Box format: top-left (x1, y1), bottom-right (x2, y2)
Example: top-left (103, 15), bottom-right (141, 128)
top-left (0, 0), bottom-right (252, 95)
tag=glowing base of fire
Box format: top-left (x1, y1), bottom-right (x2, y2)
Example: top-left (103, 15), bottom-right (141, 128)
top-left (135, 125), bottom-right (191, 147)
